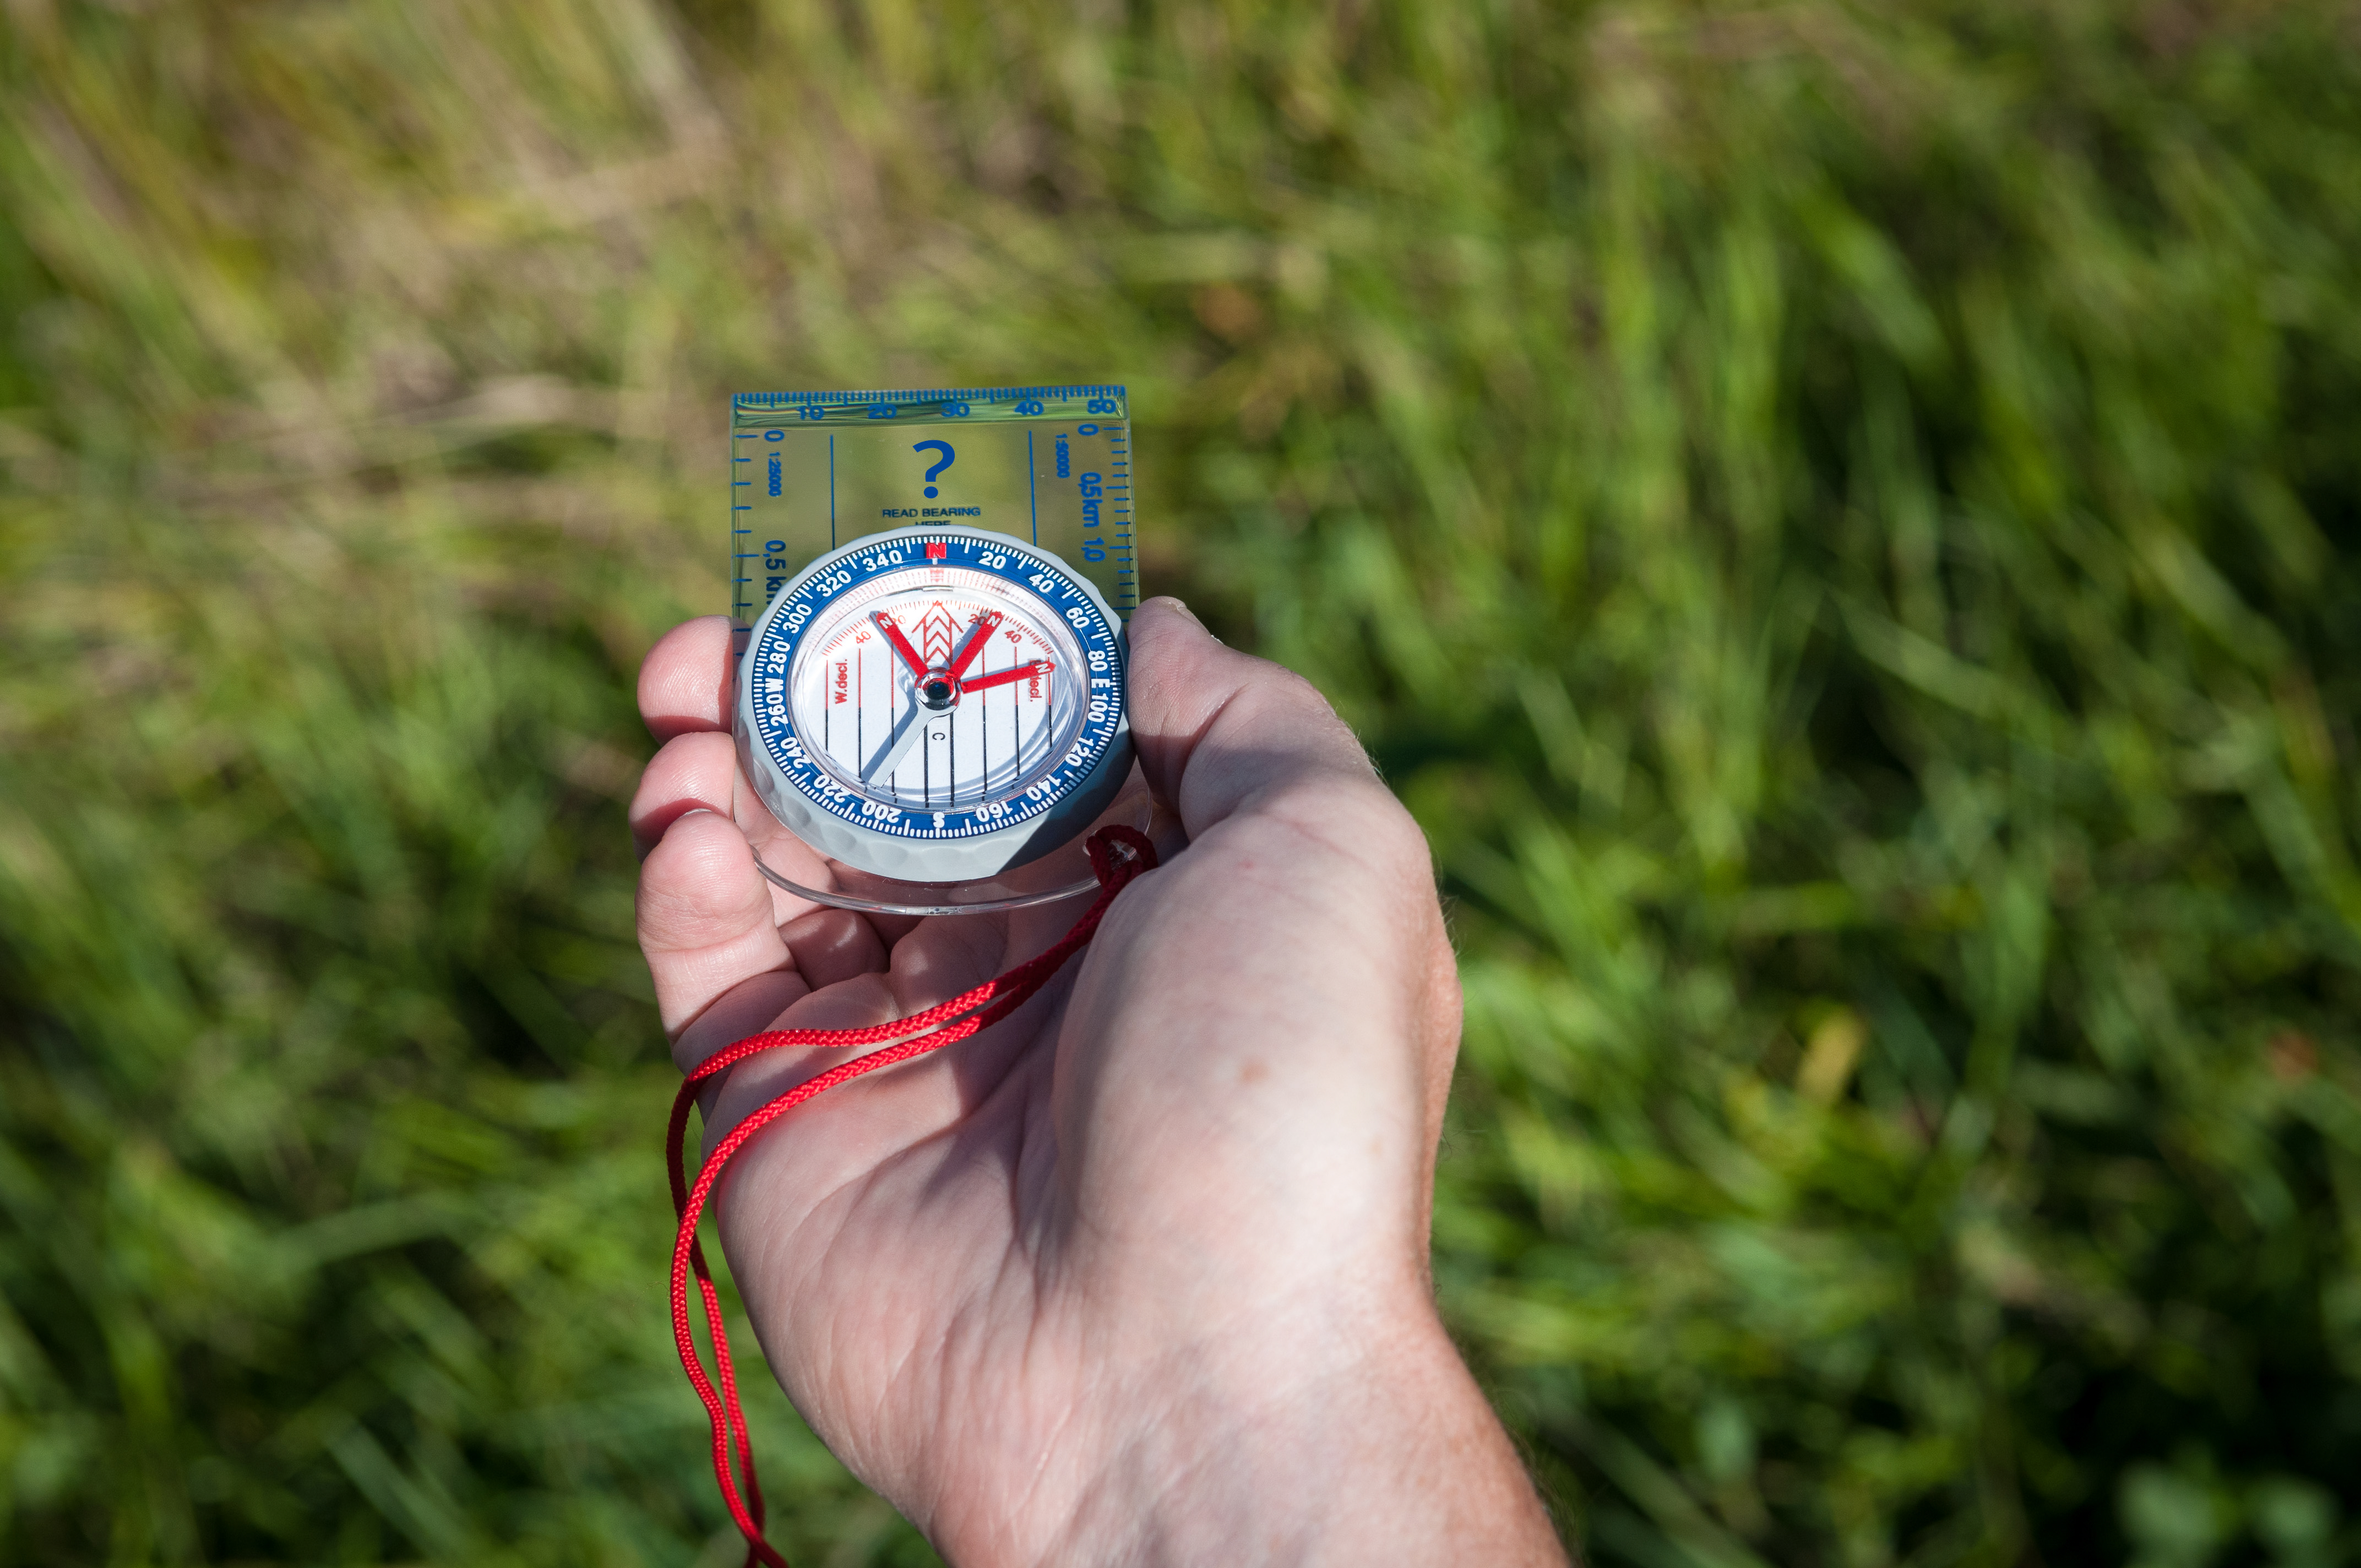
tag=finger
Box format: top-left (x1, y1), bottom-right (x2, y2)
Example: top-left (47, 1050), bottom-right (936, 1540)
top-left (633, 618), bottom-right (921, 949)
top-left (628, 727), bottom-right (814, 875)
top-left (638, 808), bottom-right (796, 1038)
top-left (629, 729), bottom-right (737, 857)
top-left (1125, 597), bottom-right (1383, 841)
top-left (672, 967), bottom-right (812, 1080)
top-left (779, 906), bottom-right (890, 992)
top-left (639, 615), bottom-right (735, 741)
top-left (633, 727), bottom-right (866, 940)
top-left (695, 911), bottom-right (1067, 1163)
top-left (692, 968), bottom-right (905, 1139)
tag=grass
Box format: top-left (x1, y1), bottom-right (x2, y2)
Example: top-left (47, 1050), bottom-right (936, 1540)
top-left (3, 2), bottom-right (2359, 1564)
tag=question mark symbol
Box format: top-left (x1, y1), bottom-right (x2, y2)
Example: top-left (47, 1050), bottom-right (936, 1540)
top-left (912, 440), bottom-right (955, 499)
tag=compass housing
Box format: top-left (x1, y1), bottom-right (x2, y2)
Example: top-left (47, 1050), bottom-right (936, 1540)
top-left (735, 525), bottom-right (1134, 883)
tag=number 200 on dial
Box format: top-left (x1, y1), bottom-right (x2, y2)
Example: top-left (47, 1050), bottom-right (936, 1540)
top-left (736, 526), bottom-right (1134, 881)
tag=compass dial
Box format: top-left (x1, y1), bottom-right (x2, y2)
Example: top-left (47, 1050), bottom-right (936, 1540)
top-left (737, 526), bottom-right (1131, 881)
top-left (789, 569), bottom-right (1086, 809)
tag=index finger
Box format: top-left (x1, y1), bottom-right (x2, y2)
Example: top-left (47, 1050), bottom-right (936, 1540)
top-left (630, 616), bottom-right (841, 908)
top-left (638, 614), bottom-right (735, 739)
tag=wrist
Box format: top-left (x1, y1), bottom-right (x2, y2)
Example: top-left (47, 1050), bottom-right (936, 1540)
top-left (926, 1294), bottom-right (1564, 1568)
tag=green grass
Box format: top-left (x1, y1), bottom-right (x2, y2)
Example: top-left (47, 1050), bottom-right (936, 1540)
top-left (4, 3), bottom-right (2360, 1564)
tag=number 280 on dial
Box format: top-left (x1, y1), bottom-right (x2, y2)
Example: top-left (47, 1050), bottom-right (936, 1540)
top-left (735, 525), bottom-right (1134, 882)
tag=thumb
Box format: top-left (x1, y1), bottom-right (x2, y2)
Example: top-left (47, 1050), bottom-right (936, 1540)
top-left (1124, 598), bottom-right (1379, 842)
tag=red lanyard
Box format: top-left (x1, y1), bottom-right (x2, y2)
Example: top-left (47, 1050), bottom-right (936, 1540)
top-left (664, 826), bottom-right (1158, 1566)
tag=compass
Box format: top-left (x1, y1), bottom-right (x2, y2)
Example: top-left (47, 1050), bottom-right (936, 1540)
top-left (735, 524), bottom-right (1133, 884)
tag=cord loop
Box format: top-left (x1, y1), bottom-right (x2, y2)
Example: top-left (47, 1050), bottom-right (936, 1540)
top-left (666, 824), bottom-right (1159, 1566)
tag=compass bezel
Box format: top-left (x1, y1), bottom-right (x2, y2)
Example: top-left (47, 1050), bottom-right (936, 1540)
top-left (735, 525), bottom-right (1133, 881)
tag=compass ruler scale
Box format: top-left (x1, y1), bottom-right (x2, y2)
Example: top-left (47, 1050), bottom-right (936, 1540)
top-left (727, 385), bottom-right (1144, 914)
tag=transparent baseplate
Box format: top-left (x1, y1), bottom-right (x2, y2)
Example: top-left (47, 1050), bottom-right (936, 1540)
top-left (749, 776), bottom-right (1156, 917)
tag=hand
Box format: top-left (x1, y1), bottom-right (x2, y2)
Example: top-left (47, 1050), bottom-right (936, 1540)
top-left (632, 599), bottom-right (1565, 1566)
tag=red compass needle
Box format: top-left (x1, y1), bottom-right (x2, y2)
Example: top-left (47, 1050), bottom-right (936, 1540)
top-left (959, 660), bottom-right (1053, 695)
top-left (871, 612), bottom-right (928, 678)
top-left (945, 611), bottom-right (1004, 681)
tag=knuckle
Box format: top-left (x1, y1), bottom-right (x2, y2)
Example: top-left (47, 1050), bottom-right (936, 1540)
top-left (637, 814), bottom-right (754, 946)
top-left (629, 731), bottom-right (735, 816)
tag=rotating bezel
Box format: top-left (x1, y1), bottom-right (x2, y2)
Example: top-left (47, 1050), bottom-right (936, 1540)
top-left (735, 525), bottom-right (1133, 882)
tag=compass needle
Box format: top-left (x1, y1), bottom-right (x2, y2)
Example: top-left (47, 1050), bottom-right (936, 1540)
top-left (946, 611), bottom-right (1004, 681)
top-left (959, 660), bottom-right (1054, 695)
top-left (873, 612), bottom-right (928, 679)
top-left (862, 695), bottom-right (926, 783)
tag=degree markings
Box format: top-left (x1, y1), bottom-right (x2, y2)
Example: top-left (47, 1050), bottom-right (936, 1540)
top-left (747, 536), bottom-right (1120, 840)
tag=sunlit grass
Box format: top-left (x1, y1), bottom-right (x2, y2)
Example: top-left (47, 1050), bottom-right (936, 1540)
top-left (3, 3), bottom-right (2358, 1564)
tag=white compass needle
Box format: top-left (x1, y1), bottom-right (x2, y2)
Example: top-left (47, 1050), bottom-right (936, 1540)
top-left (862, 691), bottom-right (927, 783)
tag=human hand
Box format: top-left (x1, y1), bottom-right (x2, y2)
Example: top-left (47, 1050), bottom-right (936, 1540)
top-left (632, 599), bottom-right (1565, 1566)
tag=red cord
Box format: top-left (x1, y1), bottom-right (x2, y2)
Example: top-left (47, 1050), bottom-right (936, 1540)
top-left (666, 825), bottom-right (1159, 1568)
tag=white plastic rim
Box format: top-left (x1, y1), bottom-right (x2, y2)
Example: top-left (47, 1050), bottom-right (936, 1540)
top-left (749, 774), bottom-right (1155, 917)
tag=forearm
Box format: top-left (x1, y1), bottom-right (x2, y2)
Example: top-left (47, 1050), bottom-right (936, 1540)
top-left (935, 1304), bottom-right (1567, 1568)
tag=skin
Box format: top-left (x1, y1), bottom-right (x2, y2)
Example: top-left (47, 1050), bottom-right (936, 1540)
top-left (632, 598), bottom-right (1568, 1567)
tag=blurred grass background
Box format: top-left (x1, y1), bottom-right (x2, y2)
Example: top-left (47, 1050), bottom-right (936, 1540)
top-left (3, 2), bottom-right (2359, 1564)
